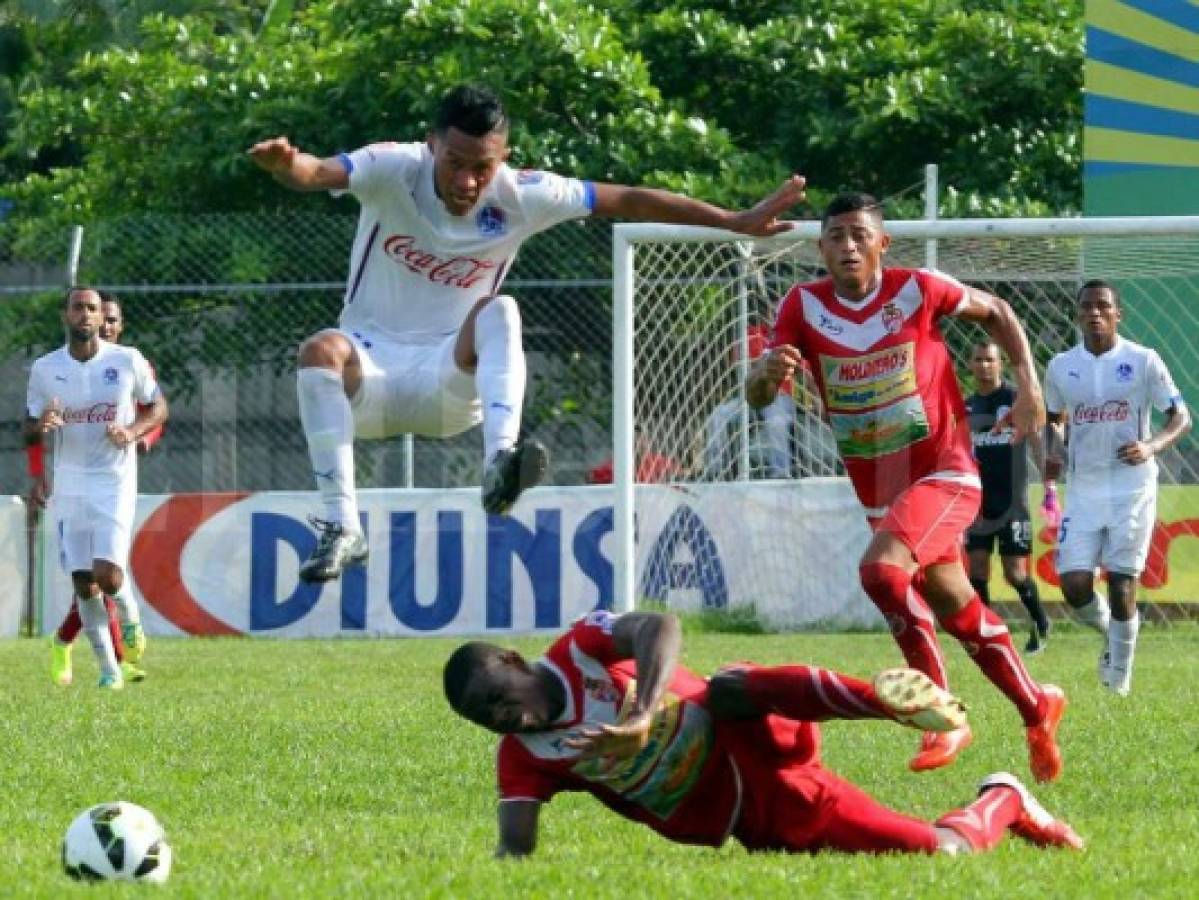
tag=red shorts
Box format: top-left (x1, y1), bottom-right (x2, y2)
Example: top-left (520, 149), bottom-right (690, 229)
top-left (869, 479), bottom-right (980, 568)
top-left (732, 757), bottom-right (938, 854)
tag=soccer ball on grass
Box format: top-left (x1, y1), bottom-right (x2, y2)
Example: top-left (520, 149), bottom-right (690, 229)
top-left (62, 801), bottom-right (172, 883)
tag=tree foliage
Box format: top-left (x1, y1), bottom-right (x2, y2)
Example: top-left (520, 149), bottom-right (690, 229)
top-left (3, 0), bottom-right (1083, 228)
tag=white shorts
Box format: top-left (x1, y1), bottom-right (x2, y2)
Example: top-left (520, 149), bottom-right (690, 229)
top-left (341, 328), bottom-right (482, 440)
top-left (53, 486), bottom-right (135, 574)
top-left (1056, 489), bottom-right (1157, 577)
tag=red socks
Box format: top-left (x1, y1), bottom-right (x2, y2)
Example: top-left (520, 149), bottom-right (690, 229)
top-left (940, 598), bottom-right (1043, 726)
top-left (936, 786), bottom-right (1022, 850)
top-left (744, 665), bottom-right (888, 721)
top-left (57, 596), bottom-right (125, 663)
top-left (859, 562), bottom-right (949, 688)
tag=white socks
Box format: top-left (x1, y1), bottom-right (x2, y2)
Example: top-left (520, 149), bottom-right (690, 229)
top-left (1071, 592), bottom-right (1111, 634)
top-left (473, 295), bottom-right (524, 463)
top-left (1108, 612), bottom-right (1140, 677)
top-left (77, 593), bottom-right (120, 680)
top-left (110, 588), bottom-right (140, 626)
top-left (297, 367), bottom-right (359, 529)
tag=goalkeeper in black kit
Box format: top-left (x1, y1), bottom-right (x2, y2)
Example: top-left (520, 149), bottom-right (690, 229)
top-left (964, 341), bottom-right (1054, 654)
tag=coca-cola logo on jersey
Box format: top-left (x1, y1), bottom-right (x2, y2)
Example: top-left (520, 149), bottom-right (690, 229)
top-left (61, 403), bottom-right (118, 424)
top-left (1073, 400), bottom-right (1130, 425)
top-left (382, 234), bottom-right (498, 289)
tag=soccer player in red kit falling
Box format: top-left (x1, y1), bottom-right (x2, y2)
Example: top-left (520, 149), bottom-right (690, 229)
top-left (445, 610), bottom-right (1082, 857)
top-left (747, 192), bottom-right (1066, 780)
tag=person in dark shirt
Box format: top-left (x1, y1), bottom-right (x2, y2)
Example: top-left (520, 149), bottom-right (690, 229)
top-left (965, 341), bottom-right (1053, 654)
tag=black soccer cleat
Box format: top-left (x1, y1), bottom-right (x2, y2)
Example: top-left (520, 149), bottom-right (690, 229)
top-left (1025, 621), bottom-right (1050, 655)
top-left (299, 516), bottom-right (369, 583)
top-left (482, 438), bottom-right (550, 515)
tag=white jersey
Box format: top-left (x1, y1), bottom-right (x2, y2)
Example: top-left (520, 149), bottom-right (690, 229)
top-left (332, 141), bottom-right (595, 342)
top-left (26, 341), bottom-right (160, 493)
top-left (1044, 336), bottom-right (1183, 497)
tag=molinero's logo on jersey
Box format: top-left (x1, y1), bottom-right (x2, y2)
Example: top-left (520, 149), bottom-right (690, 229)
top-left (829, 395), bottom-right (931, 459)
top-left (517, 169), bottom-right (545, 185)
top-left (1116, 362), bottom-right (1134, 382)
top-left (820, 343), bottom-right (917, 411)
top-left (881, 302), bottom-right (904, 334)
top-left (477, 205), bottom-right (507, 236)
top-left (382, 235), bottom-right (499, 289)
top-left (103, 367), bottom-right (119, 385)
top-left (1073, 400), bottom-right (1130, 425)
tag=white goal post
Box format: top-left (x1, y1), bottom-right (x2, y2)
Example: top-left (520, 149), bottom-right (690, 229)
top-left (612, 216), bottom-right (1199, 627)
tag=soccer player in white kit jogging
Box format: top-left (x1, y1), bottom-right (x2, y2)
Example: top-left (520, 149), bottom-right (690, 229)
top-left (249, 83), bottom-right (806, 582)
top-left (1044, 280), bottom-right (1190, 696)
top-left (24, 287), bottom-right (168, 689)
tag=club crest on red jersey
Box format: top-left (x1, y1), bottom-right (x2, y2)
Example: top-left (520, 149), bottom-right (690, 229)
top-left (881, 303), bottom-right (904, 335)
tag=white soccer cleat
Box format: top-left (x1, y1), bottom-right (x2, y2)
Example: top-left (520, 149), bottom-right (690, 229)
top-left (873, 667), bottom-right (968, 733)
top-left (1098, 648), bottom-right (1131, 697)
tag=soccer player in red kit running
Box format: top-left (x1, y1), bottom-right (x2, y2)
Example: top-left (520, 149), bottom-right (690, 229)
top-left (444, 610), bottom-right (1082, 857)
top-left (747, 192), bottom-right (1066, 780)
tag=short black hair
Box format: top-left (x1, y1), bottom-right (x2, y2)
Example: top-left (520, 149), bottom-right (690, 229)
top-left (98, 290), bottom-right (122, 312)
top-left (64, 284), bottom-right (100, 309)
top-left (433, 84), bottom-right (508, 138)
top-left (822, 192), bottom-right (884, 227)
top-left (1077, 278), bottom-right (1121, 309)
top-left (972, 339), bottom-right (1001, 355)
top-left (443, 641), bottom-right (504, 719)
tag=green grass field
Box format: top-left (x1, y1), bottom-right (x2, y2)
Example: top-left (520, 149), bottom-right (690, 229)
top-left (3, 625), bottom-right (1198, 898)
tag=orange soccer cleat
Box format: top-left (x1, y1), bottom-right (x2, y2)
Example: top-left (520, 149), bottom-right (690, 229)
top-left (978, 772), bottom-right (1085, 850)
top-left (910, 724), bottom-right (973, 772)
top-left (1026, 684), bottom-right (1066, 783)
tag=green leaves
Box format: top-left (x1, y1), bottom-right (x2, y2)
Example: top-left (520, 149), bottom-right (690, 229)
top-left (3, 0), bottom-right (1082, 226)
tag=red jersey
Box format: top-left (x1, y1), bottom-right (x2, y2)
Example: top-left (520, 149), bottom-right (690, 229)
top-left (771, 267), bottom-right (977, 511)
top-left (496, 611), bottom-right (739, 846)
top-left (496, 612), bottom-right (818, 847)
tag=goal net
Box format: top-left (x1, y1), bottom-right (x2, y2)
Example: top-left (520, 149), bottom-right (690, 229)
top-left (612, 217), bottom-right (1199, 629)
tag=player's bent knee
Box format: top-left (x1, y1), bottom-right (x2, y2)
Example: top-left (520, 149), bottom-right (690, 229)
top-left (475, 293), bottom-right (521, 332)
top-left (1058, 573), bottom-right (1092, 606)
top-left (298, 330), bottom-right (353, 370)
top-left (93, 563), bottom-right (124, 596)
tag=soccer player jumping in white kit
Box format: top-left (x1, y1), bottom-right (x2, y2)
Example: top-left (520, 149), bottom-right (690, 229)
top-left (1044, 280), bottom-right (1190, 696)
top-left (24, 287), bottom-right (168, 689)
top-left (249, 83), bottom-right (806, 582)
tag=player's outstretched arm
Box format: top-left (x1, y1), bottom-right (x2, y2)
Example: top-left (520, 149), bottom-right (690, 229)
top-left (591, 175), bottom-right (805, 237)
top-left (496, 800), bottom-right (540, 858)
top-left (955, 289), bottom-right (1045, 442)
top-left (247, 137), bottom-right (349, 192)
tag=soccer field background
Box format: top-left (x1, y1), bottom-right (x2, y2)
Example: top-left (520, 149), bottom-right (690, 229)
top-left (3, 628), bottom-right (1198, 897)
